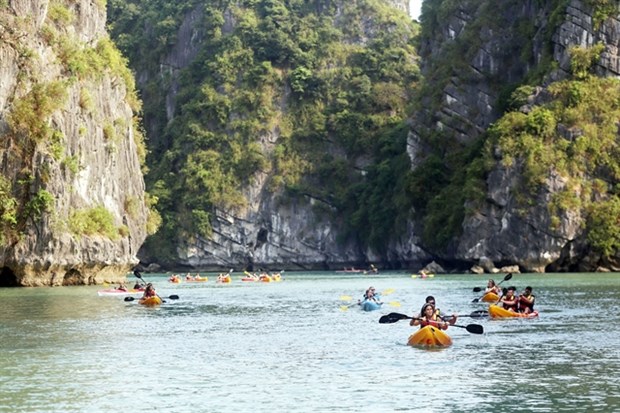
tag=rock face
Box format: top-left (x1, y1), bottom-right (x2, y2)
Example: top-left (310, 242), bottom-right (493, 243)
top-left (133, 0), bottom-right (431, 271)
top-left (0, 0), bottom-right (149, 285)
top-left (410, 0), bottom-right (620, 272)
top-left (126, 0), bottom-right (620, 274)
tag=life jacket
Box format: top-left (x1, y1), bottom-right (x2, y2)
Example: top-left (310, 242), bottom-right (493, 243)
top-left (420, 314), bottom-right (446, 329)
top-left (501, 295), bottom-right (518, 311)
top-left (519, 294), bottom-right (535, 311)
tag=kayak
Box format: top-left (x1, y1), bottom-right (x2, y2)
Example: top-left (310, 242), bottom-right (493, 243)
top-left (407, 325), bottom-right (453, 348)
top-left (259, 276), bottom-right (272, 282)
top-left (360, 300), bottom-right (382, 312)
top-left (481, 292), bottom-right (500, 302)
top-left (186, 278), bottom-right (208, 282)
top-left (138, 296), bottom-right (162, 306)
top-left (97, 288), bottom-right (144, 297)
top-left (216, 276), bottom-right (231, 283)
top-left (168, 278), bottom-right (182, 283)
top-left (411, 273), bottom-right (434, 279)
top-left (489, 304), bottom-right (539, 319)
top-left (241, 277), bottom-right (258, 282)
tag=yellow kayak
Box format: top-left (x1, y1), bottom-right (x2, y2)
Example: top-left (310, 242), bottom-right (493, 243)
top-left (489, 304), bottom-right (538, 319)
top-left (138, 296), bottom-right (162, 306)
top-left (407, 325), bottom-right (452, 348)
top-left (481, 292), bottom-right (499, 302)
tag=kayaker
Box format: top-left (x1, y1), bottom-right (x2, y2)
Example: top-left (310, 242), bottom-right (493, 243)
top-left (116, 282), bottom-right (128, 291)
top-left (362, 286), bottom-right (376, 300)
top-left (485, 279), bottom-right (502, 296)
top-left (499, 286), bottom-right (519, 312)
top-left (518, 286), bottom-right (536, 314)
top-left (421, 296), bottom-right (458, 325)
top-left (411, 303), bottom-right (449, 330)
top-left (360, 287), bottom-right (382, 305)
top-left (142, 283), bottom-right (157, 299)
top-left (133, 281), bottom-right (143, 290)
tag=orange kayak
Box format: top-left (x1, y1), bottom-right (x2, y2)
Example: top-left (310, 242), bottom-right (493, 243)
top-left (138, 296), bottom-right (162, 306)
top-left (407, 325), bottom-right (452, 348)
top-left (489, 304), bottom-right (538, 319)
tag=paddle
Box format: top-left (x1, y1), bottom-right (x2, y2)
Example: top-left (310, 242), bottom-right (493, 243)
top-left (472, 273), bottom-right (513, 302)
top-left (133, 270), bottom-right (179, 303)
top-left (456, 310), bottom-right (488, 318)
top-left (340, 300), bottom-right (400, 311)
top-left (378, 312), bottom-right (483, 334)
top-left (124, 295), bottom-right (179, 302)
top-left (339, 288), bottom-right (398, 311)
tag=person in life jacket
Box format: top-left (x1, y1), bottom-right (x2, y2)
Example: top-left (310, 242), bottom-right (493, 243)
top-left (421, 296), bottom-right (458, 325)
top-left (499, 286), bottom-right (519, 312)
top-left (360, 287), bottom-right (382, 305)
top-left (518, 286), bottom-right (536, 314)
top-left (142, 283), bottom-right (157, 299)
top-left (411, 303), bottom-right (449, 330)
top-left (363, 286), bottom-right (377, 300)
top-left (485, 279), bottom-right (502, 296)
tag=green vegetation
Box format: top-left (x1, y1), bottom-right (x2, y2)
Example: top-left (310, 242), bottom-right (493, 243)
top-left (485, 46), bottom-right (620, 256)
top-left (69, 206), bottom-right (120, 239)
top-left (7, 81), bottom-right (68, 144)
top-left (0, 177), bottom-right (18, 244)
top-left (583, 0), bottom-right (619, 28)
top-left (108, 0), bottom-right (419, 260)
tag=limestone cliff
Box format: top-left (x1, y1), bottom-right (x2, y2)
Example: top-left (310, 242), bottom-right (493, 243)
top-left (113, 0), bottom-right (429, 271)
top-left (410, 0), bottom-right (620, 272)
top-left (0, 0), bottom-right (150, 285)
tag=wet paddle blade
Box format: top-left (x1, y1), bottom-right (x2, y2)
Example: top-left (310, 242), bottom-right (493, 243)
top-left (466, 324), bottom-right (484, 334)
top-left (340, 295), bottom-right (353, 301)
top-left (388, 301), bottom-right (401, 307)
top-left (378, 312), bottom-right (412, 324)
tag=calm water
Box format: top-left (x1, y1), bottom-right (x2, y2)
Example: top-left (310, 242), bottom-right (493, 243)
top-left (1, 272), bottom-right (619, 413)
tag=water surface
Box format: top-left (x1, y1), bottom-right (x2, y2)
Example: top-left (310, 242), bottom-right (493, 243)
top-left (1, 272), bottom-right (619, 412)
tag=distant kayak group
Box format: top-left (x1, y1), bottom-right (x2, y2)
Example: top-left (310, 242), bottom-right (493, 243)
top-left (166, 270), bottom-right (283, 284)
top-left (97, 270), bottom-right (283, 307)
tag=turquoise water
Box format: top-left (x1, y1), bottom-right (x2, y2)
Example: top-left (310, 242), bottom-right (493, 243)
top-left (1, 272), bottom-right (619, 412)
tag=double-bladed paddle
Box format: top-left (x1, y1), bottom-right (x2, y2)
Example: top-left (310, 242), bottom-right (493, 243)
top-left (472, 273), bottom-right (513, 302)
top-left (124, 295), bottom-right (179, 302)
top-left (378, 312), bottom-right (484, 334)
top-left (437, 310), bottom-right (488, 318)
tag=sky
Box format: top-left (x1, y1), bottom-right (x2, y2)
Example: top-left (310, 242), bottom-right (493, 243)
top-left (410, 0), bottom-right (422, 20)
